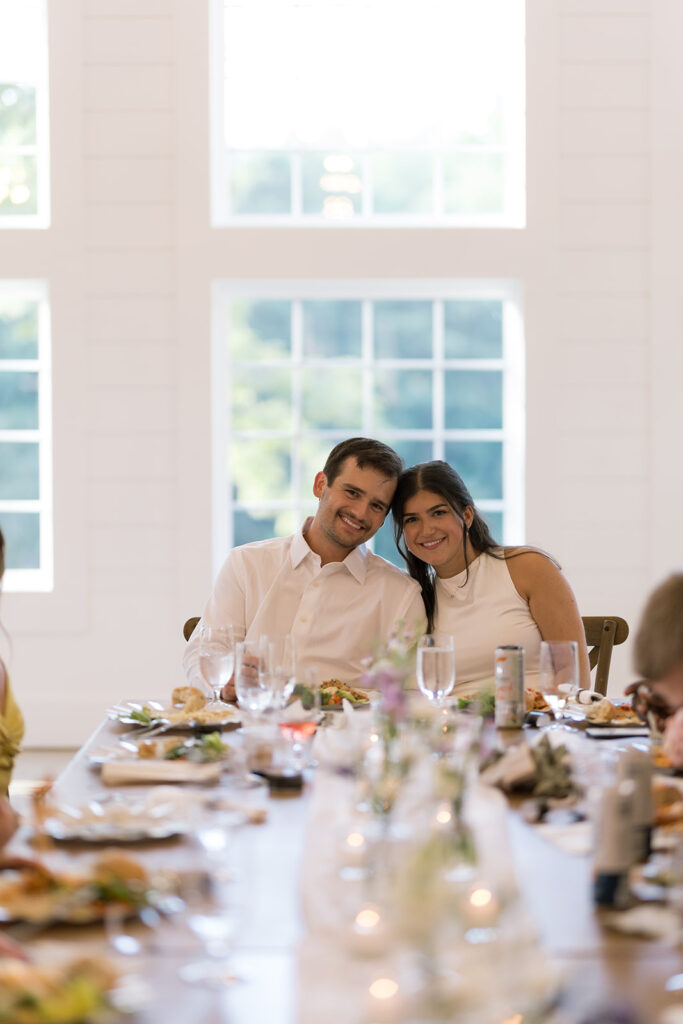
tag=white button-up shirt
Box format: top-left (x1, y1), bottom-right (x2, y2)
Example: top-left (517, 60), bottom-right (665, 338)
top-left (183, 520), bottom-right (426, 687)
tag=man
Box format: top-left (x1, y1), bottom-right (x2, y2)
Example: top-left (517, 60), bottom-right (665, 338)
top-left (183, 437), bottom-right (426, 698)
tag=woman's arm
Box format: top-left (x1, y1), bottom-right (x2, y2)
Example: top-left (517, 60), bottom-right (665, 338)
top-left (506, 551), bottom-right (592, 688)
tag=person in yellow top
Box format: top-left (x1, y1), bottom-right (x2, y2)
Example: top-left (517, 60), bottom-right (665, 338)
top-left (0, 527), bottom-right (25, 797)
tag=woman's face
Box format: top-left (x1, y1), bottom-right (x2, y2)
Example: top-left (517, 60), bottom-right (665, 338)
top-left (400, 489), bottom-right (473, 579)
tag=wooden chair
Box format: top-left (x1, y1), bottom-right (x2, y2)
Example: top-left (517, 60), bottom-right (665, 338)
top-left (582, 615), bottom-right (629, 696)
top-left (183, 616), bottom-right (200, 642)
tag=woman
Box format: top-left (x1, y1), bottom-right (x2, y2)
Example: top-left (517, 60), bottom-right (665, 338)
top-left (0, 527), bottom-right (25, 796)
top-left (626, 573), bottom-right (683, 732)
top-left (392, 461), bottom-right (590, 694)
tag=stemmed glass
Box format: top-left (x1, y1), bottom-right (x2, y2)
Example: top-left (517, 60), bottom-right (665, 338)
top-left (416, 634), bottom-right (456, 707)
top-left (266, 635), bottom-right (297, 711)
top-left (278, 666), bottom-right (321, 771)
top-left (234, 637), bottom-right (273, 714)
top-left (198, 624), bottom-right (235, 710)
top-left (538, 641), bottom-right (579, 723)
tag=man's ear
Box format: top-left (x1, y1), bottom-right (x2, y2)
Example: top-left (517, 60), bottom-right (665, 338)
top-left (313, 471), bottom-right (328, 499)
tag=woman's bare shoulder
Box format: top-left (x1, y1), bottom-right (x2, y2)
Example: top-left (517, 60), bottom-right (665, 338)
top-left (502, 548), bottom-right (564, 598)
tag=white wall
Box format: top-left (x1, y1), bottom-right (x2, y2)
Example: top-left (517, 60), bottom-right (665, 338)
top-left (1, 0), bottom-right (681, 746)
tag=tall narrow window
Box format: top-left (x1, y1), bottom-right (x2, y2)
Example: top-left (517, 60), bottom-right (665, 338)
top-left (0, 0), bottom-right (50, 227)
top-left (214, 281), bottom-right (523, 569)
top-left (0, 281), bottom-right (52, 590)
top-left (212, 0), bottom-right (525, 226)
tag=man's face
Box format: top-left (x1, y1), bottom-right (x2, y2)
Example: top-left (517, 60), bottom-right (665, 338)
top-left (313, 457), bottom-right (397, 553)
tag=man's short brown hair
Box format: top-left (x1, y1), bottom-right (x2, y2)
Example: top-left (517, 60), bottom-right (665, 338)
top-left (634, 573), bottom-right (683, 681)
top-left (322, 437), bottom-right (402, 486)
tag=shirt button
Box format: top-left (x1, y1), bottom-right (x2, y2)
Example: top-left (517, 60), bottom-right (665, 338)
top-left (313, 582), bottom-right (319, 588)
top-left (300, 617), bottom-right (308, 623)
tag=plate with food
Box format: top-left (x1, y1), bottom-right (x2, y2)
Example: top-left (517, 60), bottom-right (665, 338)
top-left (0, 951), bottom-right (129, 1023)
top-left (582, 698), bottom-right (643, 727)
top-left (319, 680), bottom-right (373, 709)
top-left (41, 789), bottom-right (193, 843)
top-left (89, 731), bottom-right (232, 768)
top-left (108, 687), bottom-right (240, 732)
top-left (0, 851), bottom-right (152, 925)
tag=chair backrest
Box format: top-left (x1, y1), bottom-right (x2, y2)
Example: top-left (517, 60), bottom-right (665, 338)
top-left (183, 616), bottom-right (200, 642)
top-left (582, 615), bottom-right (629, 696)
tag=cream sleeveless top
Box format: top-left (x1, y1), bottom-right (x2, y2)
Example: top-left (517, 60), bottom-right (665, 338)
top-left (434, 551), bottom-right (542, 697)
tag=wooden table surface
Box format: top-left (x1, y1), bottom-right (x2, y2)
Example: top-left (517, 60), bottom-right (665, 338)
top-left (4, 716), bottom-right (682, 1024)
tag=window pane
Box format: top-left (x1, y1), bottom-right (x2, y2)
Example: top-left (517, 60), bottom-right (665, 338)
top-left (373, 518), bottom-right (401, 567)
top-left (445, 369), bottom-right (502, 429)
top-left (302, 300), bottom-right (362, 359)
top-left (0, 82), bottom-right (36, 145)
top-left (232, 439), bottom-right (292, 504)
top-left (231, 366), bottom-right (291, 430)
top-left (391, 439), bottom-right (434, 469)
top-left (371, 154), bottom-right (432, 214)
top-left (0, 441), bottom-right (39, 499)
top-left (483, 511), bottom-right (503, 541)
top-left (374, 301), bottom-right (432, 359)
top-left (444, 152), bottom-right (504, 215)
top-left (0, 371), bottom-right (39, 428)
top-left (230, 151), bottom-right (290, 214)
top-left (301, 367), bottom-right (362, 430)
top-left (375, 368), bottom-right (432, 429)
top-left (0, 298), bottom-right (39, 359)
top-left (444, 441), bottom-right (502, 500)
top-left (296, 436), bottom-right (344, 501)
top-left (0, 511), bottom-right (40, 570)
top-left (302, 153), bottom-right (362, 217)
top-left (234, 508), bottom-right (295, 547)
top-left (230, 300), bottom-right (290, 360)
top-left (444, 300), bottom-right (502, 359)
top-left (0, 154), bottom-right (38, 217)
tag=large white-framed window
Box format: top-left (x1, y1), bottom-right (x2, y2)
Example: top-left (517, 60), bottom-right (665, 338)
top-left (211, 0), bottom-right (525, 226)
top-left (0, 0), bottom-right (50, 228)
top-left (0, 280), bottom-right (53, 591)
top-left (213, 280), bottom-right (523, 570)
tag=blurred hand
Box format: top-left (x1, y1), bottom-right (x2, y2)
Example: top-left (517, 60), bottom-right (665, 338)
top-left (624, 680), bottom-right (671, 735)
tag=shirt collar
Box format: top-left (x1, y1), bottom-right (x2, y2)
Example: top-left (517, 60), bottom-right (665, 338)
top-left (292, 518), bottom-right (368, 584)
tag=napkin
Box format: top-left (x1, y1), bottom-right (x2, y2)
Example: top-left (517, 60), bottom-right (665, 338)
top-left (101, 760), bottom-right (222, 786)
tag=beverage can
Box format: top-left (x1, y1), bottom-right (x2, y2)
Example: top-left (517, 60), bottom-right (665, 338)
top-left (494, 645), bottom-right (525, 728)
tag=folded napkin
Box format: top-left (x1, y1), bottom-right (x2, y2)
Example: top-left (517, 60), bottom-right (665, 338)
top-left (101, 760), bottom-right (222, 786)
top-left (534, 820), bottom-right (592, 856)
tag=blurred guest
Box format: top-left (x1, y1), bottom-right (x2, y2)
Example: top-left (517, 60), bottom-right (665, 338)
top-left (0, 527), bottom-right (25, 795)
top-left (392, 461), bottom-right (590, 694)
top-left (628, 572), bottom-right (683, 734)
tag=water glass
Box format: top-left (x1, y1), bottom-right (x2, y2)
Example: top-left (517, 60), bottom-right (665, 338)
top-left (538, 641), bottom-right (579, 721)
top-left (263, 634), bottom-right (297, 710)
top-left (198, 624), bottom-right (235, 708)
top-left (234, 638), bottom-right (272, 714)
top-left (416, 634), bottom-right (456, 706)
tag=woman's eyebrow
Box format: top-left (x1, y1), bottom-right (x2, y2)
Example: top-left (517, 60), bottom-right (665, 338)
top-left (403, 502), bottom-right (449, 518)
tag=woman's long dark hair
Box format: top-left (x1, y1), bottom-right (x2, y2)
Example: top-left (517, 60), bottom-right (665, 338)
top-left (392, 462), bottom-right (501, 633)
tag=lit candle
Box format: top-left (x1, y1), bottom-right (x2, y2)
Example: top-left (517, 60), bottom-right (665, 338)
top-left (434, 800), bottom-right (452, 828)
top-left (351, 902), bottom-right (388, 956)
top-left (463, 883), bottom-right (500, 933)
top-left (366, 976), bottom-right (403, 1023)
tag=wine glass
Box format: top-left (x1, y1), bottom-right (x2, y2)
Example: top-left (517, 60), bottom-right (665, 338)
top-left (234, 637), bottom-right (272, 714)
top-left (416, 634), bottom-right (456, 707)
top-left (278, 666), bottom-right (321, 772)
top-left (538, 641), bottom-right (579, 722)
top-left (266, 635), bottom-right (297, 711)
top-left (198, 624), bottom-right (235, 709)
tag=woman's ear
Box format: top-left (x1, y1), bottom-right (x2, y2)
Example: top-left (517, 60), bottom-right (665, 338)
top-left (464, 506), bottom-right (475, 530)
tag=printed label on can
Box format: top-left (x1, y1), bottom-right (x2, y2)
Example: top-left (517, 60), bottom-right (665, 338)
top-left (494, 645), bottom-right (525, 728)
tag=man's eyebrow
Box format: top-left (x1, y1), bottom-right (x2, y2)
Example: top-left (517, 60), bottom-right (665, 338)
top-left (341, 481), bottom-right (390, 510)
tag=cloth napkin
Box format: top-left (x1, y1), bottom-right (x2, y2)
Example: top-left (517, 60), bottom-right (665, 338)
top-left (101, 760), bottom-right (222, 786)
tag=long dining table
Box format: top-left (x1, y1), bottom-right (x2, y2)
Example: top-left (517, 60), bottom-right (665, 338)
top-left (4, 710), bottom-right (683, 1024)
